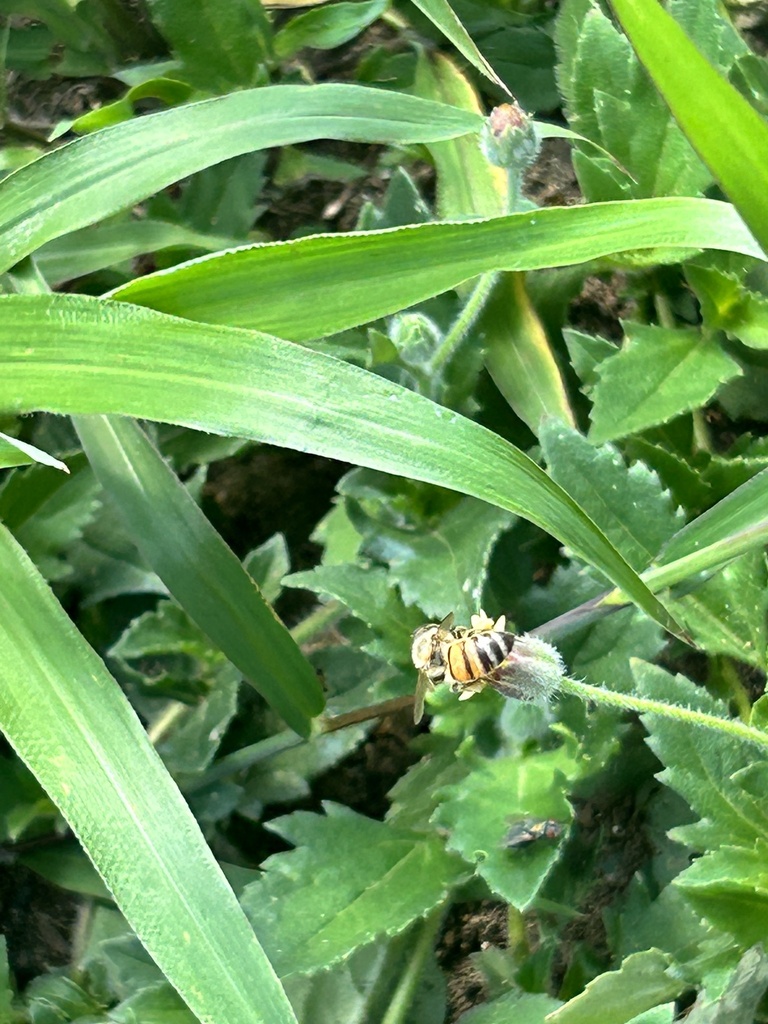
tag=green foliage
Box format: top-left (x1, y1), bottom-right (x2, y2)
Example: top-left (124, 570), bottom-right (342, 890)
top-left (2, 0), bottom-right (768, 1021)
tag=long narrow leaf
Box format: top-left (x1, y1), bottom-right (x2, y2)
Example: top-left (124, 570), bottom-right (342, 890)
top-left (0, 292), bottom-right (685, 638)
top-left (111, 198), bottom-right (765, 340)
top-left (408, 0), bottom-right (509, 94)
top-left (74, 415), bottom-right (323, 736)
top-left (609, 0), bottom-right (768, 254)
top-left (0, 84), bottom-right (482, 273)
top-left (0, 522), bottom-right (296, 1024)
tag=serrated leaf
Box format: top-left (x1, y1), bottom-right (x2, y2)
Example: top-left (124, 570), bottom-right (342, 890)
top-left (434, 743), bottom-right (579, 908)
top-left (668, 550), bottom-right (767, 669)
top-left (674, 844), bottom-right (768, 948)
top-left (243, 533), bottom-right (290, 606)
top-left (556, 0), bottom-right (744, 203)
top-left (687, 264), bottom-right (768, 350)
top-left (284, 564), bottom-right (423, 664)
top-left (609, 0), bottom-right (768, 255)
top-left (686, 944), bottom-right (768, 1024)
top-left (387, 734), bottom-right (471, 833)
top-left (633, 663), bottom-right (768, 851)
top-left (546, 949), bottom-right (684, 1024)
top-left (563, 328), bottom-right (618, 390)
top-left (456, 989), bottom-right (561, 1024)
top-left (241, 804), bottom-right (468, 976)
top-left (159, 671), bottom-right (240, 776)
top-left (146, 0), bottom-right (272, 90)
top-left (275, 0), bottom-right (386, 59)
top-left (589, 323), bottom-right (742, 443)
top-left (541, 420), bottom-right (683, 571)
top-left (368, 495), bottom-right (513, 623)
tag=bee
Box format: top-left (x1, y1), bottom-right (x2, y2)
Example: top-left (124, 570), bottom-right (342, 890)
top-left (410, 610), bottom-right (517, 723)
top-left (504, 817), bottom-right (564, 849)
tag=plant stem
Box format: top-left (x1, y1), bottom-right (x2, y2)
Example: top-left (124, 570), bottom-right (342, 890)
top-left (289, 599), bottom-right (344, 645)
top-left (430, 271), bottom-right (498, 373)
top-left (184, 730), bottom-right (305, 793)
top-left (558, 675), bottom-right (768, 751)
top-left (380, 910), bottom-right (443, 1024)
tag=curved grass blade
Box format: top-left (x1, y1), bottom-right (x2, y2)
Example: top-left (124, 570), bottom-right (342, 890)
top-left (0, 522), bottom-right (297, 1024)
top-left (0, 84), bottom-right (482, 273)
top-left (0, 292), bottom-right (685, 639)
top-left (74, 415), bottom-right (323, 735)
top-left (609, 0), bottom-right (768, 255)
top-left (111, 198), bottom-right (764, 340)
top-left (408, 0), bottom-right (510, 95)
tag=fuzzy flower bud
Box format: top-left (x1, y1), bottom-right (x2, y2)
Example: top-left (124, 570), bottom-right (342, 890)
top-left (485, 634), bottom-right (565, 705)
top-left (480, 102), bottom-right (540, 173)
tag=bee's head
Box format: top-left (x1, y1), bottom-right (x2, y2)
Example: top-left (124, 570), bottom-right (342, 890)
top-left (410, 624), bottom-right (440, 670)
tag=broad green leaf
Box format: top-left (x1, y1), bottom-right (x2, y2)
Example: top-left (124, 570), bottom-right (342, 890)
top-left (110, 983), bottom-right (199, 1024)
top-left (0, 522), bottom-right (297, 1024)
top-left (540, 420), bottom-right (683, 571)
top-left (674, 844), bottom-right (768, 948)
top-left (546, 950), bottom-right (684, 1024)
top-left (407, 0), bottom-right (509, 94)
top-left (633, 663), bottom-right (768, 851)
top-left (0, 430), bottom-right (68, 472)
top-left (111, 198), bottom-right (766, 340)
top-left (589, 323), bottom-right (742, 443)
top-left (35, 220), bottom-right (241, 286)
top-left (75, 415), bottom-right (323, 735)
top-left (274, 0), bottom-right (386, 59)
top-left (241, 803), bottom-right (468, 976)
top-left (0, 293), bottom-right (688, 641)
top-left (145, 0), bottom-right (272, 90)
top-left (563, 328), bottom-right (617, 390)
top-left (0, 85), bottom-right (482, 273)
top-left (668, 550), bottom-right (767, 669)
top-left (434, 743), bottom-right (577, 909)
top-left (609, 0), bottom-right (768, 254)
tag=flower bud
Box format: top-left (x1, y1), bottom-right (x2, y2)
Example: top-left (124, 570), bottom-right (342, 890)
top-left (480, 102), bottom-right (540, 172)
top-left (485, 634), bottom-right (565, 704)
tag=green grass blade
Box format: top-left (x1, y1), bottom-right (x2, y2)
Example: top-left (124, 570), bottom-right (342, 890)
top-left (0, 292), bottom-right (685, 639)
top-left (0, 84), bottom-right (481, 273)
top-left (111, 198), bottom-right (764, 340)
top-left (0, 522), bottom-right (297, 1024)
top-left (408, 0), bottom-right (509, 94)
top-left (74, 415), bottom-right (323, 735)
top-left (609, 0), bottom-right (768, 255)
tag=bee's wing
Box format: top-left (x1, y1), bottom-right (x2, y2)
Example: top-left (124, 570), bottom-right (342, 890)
top-left (413, 670), bottom-right (434, 724)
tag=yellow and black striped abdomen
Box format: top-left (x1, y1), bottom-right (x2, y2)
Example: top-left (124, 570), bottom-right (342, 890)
top-left (445, 630), bottom-right (515, 683)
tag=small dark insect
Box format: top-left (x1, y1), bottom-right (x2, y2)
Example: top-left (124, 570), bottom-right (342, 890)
top-left (504, 817), bottom-right (564, 849)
